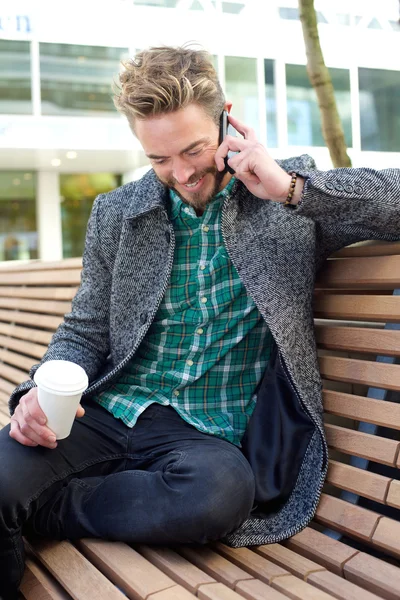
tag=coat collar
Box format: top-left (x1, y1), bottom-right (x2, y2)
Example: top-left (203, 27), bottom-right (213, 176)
top-left (124, 168), bottom-right (244, 220)
top-left (125, 169), bottom-right (169, 220)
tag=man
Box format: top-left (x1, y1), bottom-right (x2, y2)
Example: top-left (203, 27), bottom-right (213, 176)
top-left (1, 46), bottom-right (400, 598)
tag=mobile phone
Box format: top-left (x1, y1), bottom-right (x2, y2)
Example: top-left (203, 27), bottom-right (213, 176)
top-left (219, 110), bottom-right (236, 175)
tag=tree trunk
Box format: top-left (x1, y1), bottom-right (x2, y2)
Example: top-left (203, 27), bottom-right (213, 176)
top-left (298, 0), bottom-right (352, 167)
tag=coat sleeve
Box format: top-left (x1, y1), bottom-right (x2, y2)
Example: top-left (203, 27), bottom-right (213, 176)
top-left (278, 155), bottom-right (400, 260)
top-left (8, 193), bottom-right (115, 415)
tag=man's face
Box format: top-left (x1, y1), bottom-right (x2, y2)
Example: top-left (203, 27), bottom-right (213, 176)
top-left (134, 103), bottom-right (231, 213)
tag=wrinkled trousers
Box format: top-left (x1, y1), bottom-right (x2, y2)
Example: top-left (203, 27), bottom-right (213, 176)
top-left (0, 401), bottom-right (255, 598)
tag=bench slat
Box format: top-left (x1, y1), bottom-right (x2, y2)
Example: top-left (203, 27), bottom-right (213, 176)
top-left (0, 286), bottom-right (77, 301)
top-left (77, 539), bottom-right (177, 600)
top-left (138, 546), bottom-right (216, 595)
top-left (234, 578), bottom-right (288, 600)
top-left (315, 256), bottom-right (400, 290)
top-left (323, 390), bottom-right (400, 430)
top-left (306, 570), bottom-right (382, 600)
top-left (211, 544), bottom-right (289, 586)
top-left (0, 376), bottom-right (16, 395)
top-left (140, 585), bottom-right (196, 599)
top-left (253, 543), bottom-right (382, 600)
top-left (386, 480), bottom-right (400, 509)
top-left (315, 325), bottom-right (400, 356)
top-left (0, 297), bottom-right (72, 316)
top-left (326, 460), bottom-right (391, 504)
top-left (0, 269), bottom-right (82, 286)
top-left (371, 518), bottom-right (400, 559)
top-left (0, 362), bottom-right (28, 385)
top-left (0, 258), bottom-right (82, 273)
top-left (20, 556), bottom-right (70, 600)
top-left (0, 323), bottom-right (53, 345)
top-left (0, 335), bottom-right (46, 361)
top-left (270, 574), bottom-right (335, 600)
top-left (178, 547), bottom-right (253, 589)
top-left (314, 295), bottom-right (400, 322)
top-left (251, 543), bottom-right (326, 579)
top-left (319, 356), bottom-right (400, 390)
top-left (214, 545), bottom-right (335, 600)
top-left (334, 241), bottom-right (400, 258)
top-left (325, 424), bottom-right (400, 466)
top-left (284, 528), bottom-right (357, 576)
top-left (343, 552), bottom-right (400, 600)
top-left (0, 309), bottom-right (61, 331)
top-left (314, 494), bottom-right (380, 541)
top-left (0, 389), bottom-right (10, 403)
top-left (0, 348), bottom-right (36, 372)
top-left (28, 539), bottom-right (126, 599)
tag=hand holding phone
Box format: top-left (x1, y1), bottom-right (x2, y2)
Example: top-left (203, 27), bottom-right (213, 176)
top-left (215, 113), bottom-right (303, 203)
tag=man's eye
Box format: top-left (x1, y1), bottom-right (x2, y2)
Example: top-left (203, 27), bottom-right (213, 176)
top-left (153, 158), bottom-right (167, 165)
top-left (187, 150), bottom-right (201, 157)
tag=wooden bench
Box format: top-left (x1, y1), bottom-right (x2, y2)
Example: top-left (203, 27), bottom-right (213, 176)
top-left (1, 243), bottom-right (400, 600)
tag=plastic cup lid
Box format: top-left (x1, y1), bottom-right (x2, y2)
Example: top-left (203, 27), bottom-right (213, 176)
top-left (34, 360), bottom-right (89, 393)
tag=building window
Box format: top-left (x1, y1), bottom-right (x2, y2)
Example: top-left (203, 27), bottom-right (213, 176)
top-left (0, 40), bottom-right (32, 115)
top-left (264, 59), bottom-right (277, 147)
top-left (359, 68), bottom-right (400, 152)
top-left (60, 173), bottom-right (122, 258)
top-left (225, 56), bottom-right (259, 137)
top-left (40, 43), bottom-right (128, 116)
top-left (133, 0), bottom-right (179, 6)
top-left (0, 171), bottom-right (37, 261)
top-left (222, 2), bottom-right (245, 14)
top-left (286, 64), bottom-right (352, 147)
top-left (279, 7), bottom-right (299, 20)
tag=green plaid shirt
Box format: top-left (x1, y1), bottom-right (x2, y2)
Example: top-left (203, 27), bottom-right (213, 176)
top-left (95, 178), bottom-right (274, 446)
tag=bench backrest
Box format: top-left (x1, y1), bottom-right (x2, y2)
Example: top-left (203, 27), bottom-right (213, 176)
top-left (1, 242), bottom-right (400, 561)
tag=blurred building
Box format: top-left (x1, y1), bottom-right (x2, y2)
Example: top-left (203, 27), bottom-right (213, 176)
top-left (0, 0), bottom-right (399, 261)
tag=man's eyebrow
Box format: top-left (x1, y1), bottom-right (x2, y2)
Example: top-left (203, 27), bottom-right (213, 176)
top-left (146, 138), bottom-right (209, 159)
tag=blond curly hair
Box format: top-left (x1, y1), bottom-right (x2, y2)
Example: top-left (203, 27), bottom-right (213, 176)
top-left (114, 45), bottom-right (225, 129)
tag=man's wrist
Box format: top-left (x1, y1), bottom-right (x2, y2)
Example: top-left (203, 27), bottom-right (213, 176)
top-left (291, 175), bottom-right (305, 205)
top-left (276, 173), bottom-right (305, 205)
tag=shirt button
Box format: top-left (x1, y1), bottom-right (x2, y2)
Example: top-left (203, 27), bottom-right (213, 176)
top-left (184, 207), bottom-right (191, 214)
top-left (199, 264), bottom-right (206, 270)
top-left (196, 328), bottom-right (204, 334)
top-left (173, 390), bottom-right (180, 396)
top-left (186, 360), bottom-right (194, 366)
top-left (201, 297), bottom-right (208, 303)
top-left (202, 225), bottom-right (209, 232)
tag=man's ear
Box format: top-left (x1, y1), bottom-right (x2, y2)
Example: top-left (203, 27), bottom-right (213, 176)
top-left (224, 102), bottom-right (233, 114)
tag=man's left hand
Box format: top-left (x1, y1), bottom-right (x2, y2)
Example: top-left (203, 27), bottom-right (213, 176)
top-left (215, 114), bottom-right (303, 203)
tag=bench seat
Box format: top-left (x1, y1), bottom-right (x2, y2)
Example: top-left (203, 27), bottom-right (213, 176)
top-left (1, 242), bottom-right (400, 600)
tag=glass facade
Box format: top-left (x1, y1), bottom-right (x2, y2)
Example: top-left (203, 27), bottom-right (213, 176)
top-left (0, 172), bottom-right (37, 261)
top-left (0, 40), bottom-right (32, 115)
top-left (134, 0), bottom-right (178, 6)
top-left (264, 59), bottom-right (277, 147)
top-left (359, 68), bottom-right (400, 152)
top-left (225, 56), bottom-right (259, 137)
top-left (60, 173), bottom-right (122, 258)
top-left (286, 64), bottom-right (352, 147)
top-left (40, 43), bottom-right (128, 116)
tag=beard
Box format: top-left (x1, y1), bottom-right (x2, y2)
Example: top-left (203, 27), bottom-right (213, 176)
top-left (158, 166), bottom-right (226, 212)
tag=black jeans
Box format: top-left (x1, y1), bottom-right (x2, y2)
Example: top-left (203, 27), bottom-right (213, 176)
top-left (0, 401), bottom-right (255, 598)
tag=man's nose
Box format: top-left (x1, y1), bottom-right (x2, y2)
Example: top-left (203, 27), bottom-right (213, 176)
top-left (172, 160), bottom-right (196, 185)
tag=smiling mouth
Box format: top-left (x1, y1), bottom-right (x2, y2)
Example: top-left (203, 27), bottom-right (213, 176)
top-left (183, 176), bottom-right (204, 189)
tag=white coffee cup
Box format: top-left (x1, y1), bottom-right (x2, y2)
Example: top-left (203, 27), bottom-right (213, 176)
top-left (34, 360), bottom-right (89, 440)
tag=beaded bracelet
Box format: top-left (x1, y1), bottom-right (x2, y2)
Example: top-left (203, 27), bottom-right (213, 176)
top-left (284, 172), bottom-right (297, 206)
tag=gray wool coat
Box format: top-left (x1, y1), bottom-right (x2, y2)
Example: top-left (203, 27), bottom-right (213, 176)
top-left (9, 154), bottom-right (400, 547)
